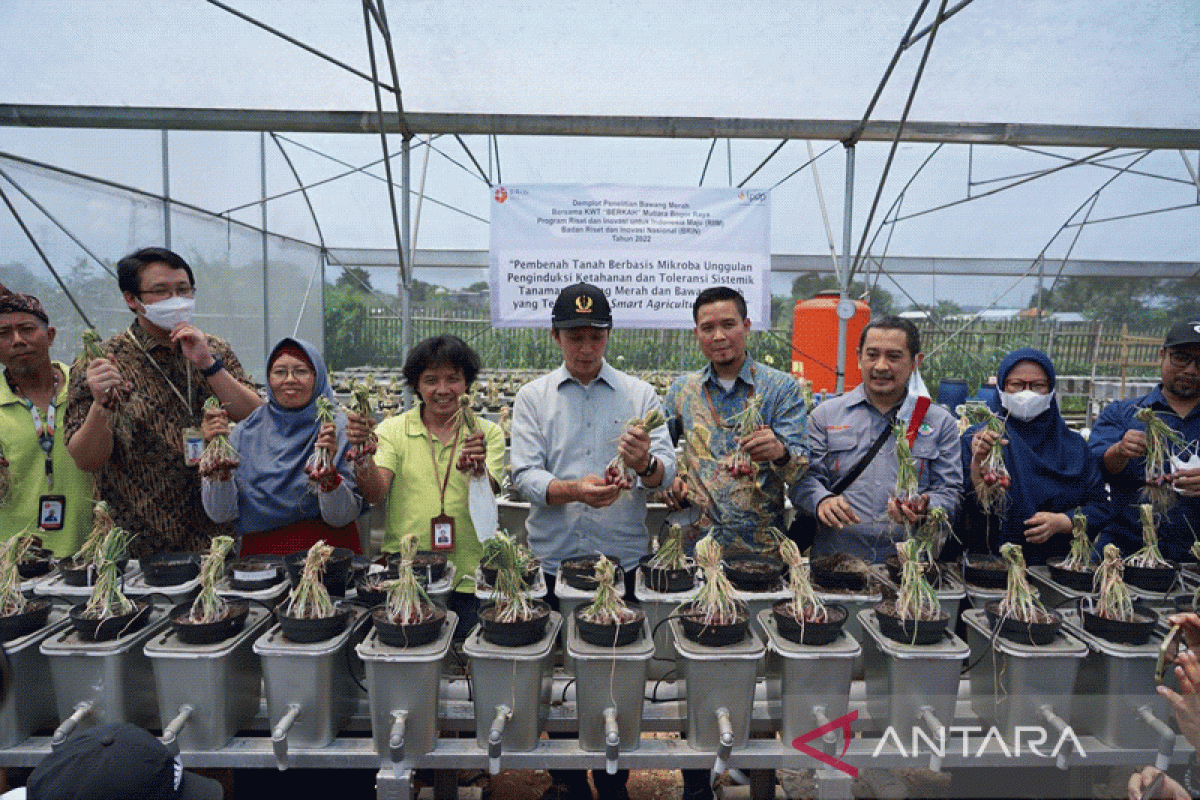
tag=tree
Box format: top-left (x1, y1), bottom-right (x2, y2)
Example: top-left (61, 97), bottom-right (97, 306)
top-left (1036, 275), bottom-right (1163, 329)
top-left (789, 272), bottom-right (896, 316)
top-left (335, 266), bottom-right (374, 293)
top-left (465, 281), bottom-right (489, 292)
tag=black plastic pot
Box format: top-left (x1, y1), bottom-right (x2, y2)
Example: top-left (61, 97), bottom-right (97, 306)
top-left (276, 605), bottom-right (352, 644)
top-left (772, 600), bottom-right (848, 646)
top-left (574, 605), bottom-right (646, 647)
top-left (170, 601), bottom-right (250, 646)
top-left (1046, 558), bottom-right (1096, 593)
top-left (16, 548), bottom-right (54, 580)
top-left (479, 561), bottom-right (541, 589)
top-left (140, 551), bottom-right (201, 587)
top-left (59, 557), bottom-right (127, 588)
top-left (884, 554), bottom-right (943, 587)
top-left (477, 599), bottom-right (552, 647)
top-left (372, 604), bottom-right (446, 648)
top-left (638, 554), bottom-right (695, 594)
top-left (354, 574), bottom-right (392, 608)
top-left (677, 602), bottom-right (750, 647)
top-left (68, 600), bottom-right (152, 642)
top-left (1078, 598), bottom-right (1158, 646)
top-left (1122, 562), bottom-right (1179, 594)
top-left (983, 600), bottom-right (1062, 646)
top-left (386, 551), bottom-right (448, 586)
top-left (963, 555), bottom-right (1007, 589)
top-left (1175, 594), bottom-right (1196, 613)
top-left (284, 547), bottom-right (354, 597)
top-left (228, 557), bottom-right (285, 591)
top-left (560, 555), bottom-right (624, 591)
top-left (873, 601), bottom-right (949, 646)
top-left (723, 553), bottom-right (784, 592)
top-left (810, 555), bottom-right (868, 592)
top-left (0, 599), bottom-right (52, 642)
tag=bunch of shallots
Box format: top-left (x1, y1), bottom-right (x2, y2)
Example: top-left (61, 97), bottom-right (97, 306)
top-left (1135, 407), bottom-right (1185, 513)
top-left (345, 380), bottom-right (378, 465)
top-left (304, 397), bottom-right (339, 491)
top-left (723, 395), bottom-right (764, 478)
top-left (198, 397), bottom-right (240, 480)
top-left (604, 409), bottom-right (666, 489)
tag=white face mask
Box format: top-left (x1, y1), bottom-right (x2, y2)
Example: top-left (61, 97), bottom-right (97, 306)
top-left (140, 295), bottom-right (194, 330)
top-left (1000, 389), bottom-right (1055, 422)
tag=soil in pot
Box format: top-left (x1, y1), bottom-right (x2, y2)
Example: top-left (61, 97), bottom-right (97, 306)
top-left (16, 548), bottom-right (54, 580)
top-left (810, 553), bottom-right (871, 592)
top-left (68, 600), bottom-right (152, 642)
top-left (873, 600), bottom-right (949, 646)
top-left (140, 551), bottom-right (201, 587)
top-left (884, 554), bottom-right (943, 587)
top-left (677, 601), bottom-right (750, 647)
top-left (1046, 558), bottom-right (1096, 593)
top-left (772, 600), bottom-right (848, 646)
top-left (1078, 599), bottom-right (1158, 646)
top-left (276, 605), bottom-right (352, 644)
top-left (983, 600), bottom-right (1062, 646)
top-left (963, 554), bottom-right (1007, 589)
top-left (574, 605), bottom-right (646, 647)
top-left (170, 600), bottom-right (250, 646)
top-left (1122, 563), bottom-right (1179, 594)
top-left (354, 573), bottom-right (391, 608)
top-left (477, 599), bottom-right (552, 647)
top-left (284, 547), bottom-right (353, 596)
top-left (638, 554), bottom-right (695, 594)
top-left (723, 553), bottom-right (784, 592)
top-left (0, 599), bottom-right (52, 642)
top-left (372, 603), bottom-right (447, 648)
top-left (228, 557), bottom-right (285, 591)
top-left (561, 555), bottom-right (624, 591)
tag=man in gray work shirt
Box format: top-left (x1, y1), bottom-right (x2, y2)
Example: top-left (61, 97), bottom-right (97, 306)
top-left (792, 316), bottom-right (962, 563)
top-left (510, 282), bottom-right (674, 800)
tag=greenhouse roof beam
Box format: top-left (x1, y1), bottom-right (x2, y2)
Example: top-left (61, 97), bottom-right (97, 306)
top-left (3, 104), bottom-right (1200, 150)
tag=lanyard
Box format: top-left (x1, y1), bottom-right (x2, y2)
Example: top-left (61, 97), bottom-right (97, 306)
top-left (20, 387), bottom-right (56, 489)
top-left (426, 422), bottom-right (461, 515)
top-left (125, 329), bottom-right (194, 420)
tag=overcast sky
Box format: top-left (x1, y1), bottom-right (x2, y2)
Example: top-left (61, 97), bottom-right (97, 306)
top-left (1, 0), bottom-right (1198, 312)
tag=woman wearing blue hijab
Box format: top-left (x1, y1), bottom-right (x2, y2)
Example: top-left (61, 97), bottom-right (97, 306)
top-left (200, 338), bottom-right (363, 556)
top-left (959, 348), bottom-right (1105, 564)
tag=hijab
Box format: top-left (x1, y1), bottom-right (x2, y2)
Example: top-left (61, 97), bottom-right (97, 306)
top-left (229, 338), bottom-right (356, 534)
top-left (964, 348), bottom-right (1094, 561)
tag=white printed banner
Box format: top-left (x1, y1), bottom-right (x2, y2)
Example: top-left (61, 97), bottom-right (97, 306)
top-left (489, 184), bottom-right (770, 329)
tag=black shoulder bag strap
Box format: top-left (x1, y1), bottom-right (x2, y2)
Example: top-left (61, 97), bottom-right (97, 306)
top-left (829, 410), bottom-right (897, 495)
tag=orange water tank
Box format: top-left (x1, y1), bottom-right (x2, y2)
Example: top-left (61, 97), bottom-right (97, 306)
top-left (791, 292), bottom-right (871, 395)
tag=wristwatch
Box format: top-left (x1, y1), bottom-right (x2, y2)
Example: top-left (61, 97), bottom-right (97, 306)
top-left (638, 455), bottom-right (658, 478)
top-left (200, 357), bottom-right (225, 378)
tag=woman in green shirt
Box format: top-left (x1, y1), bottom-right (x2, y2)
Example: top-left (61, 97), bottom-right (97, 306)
top-left (347, 335), bottom-right (504, 638)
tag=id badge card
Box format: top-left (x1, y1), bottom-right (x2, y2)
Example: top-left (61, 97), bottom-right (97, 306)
top-left (182, 426), bottom-right (204, 466)
top-left (430, 513), bottom-right (455, 551)
top-left (39, 495), bottom-right (65, 530)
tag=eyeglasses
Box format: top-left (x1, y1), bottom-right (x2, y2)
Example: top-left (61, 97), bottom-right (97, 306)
top-left (269, 367), bottom-right (314, 381)
top-left (1167, 350), bottom-right (1200, 369)
top-left (140, 285), bottom-right (195, 301)
top-left (1003, 380), bottom-right (1050, 393)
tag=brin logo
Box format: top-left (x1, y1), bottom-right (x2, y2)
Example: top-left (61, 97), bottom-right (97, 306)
top-left (792, 710), bottom-right (858, 778)
top-left (575, 295), bottom-right (594, 314)
top-left (494, 187), bottom-right (508, 203)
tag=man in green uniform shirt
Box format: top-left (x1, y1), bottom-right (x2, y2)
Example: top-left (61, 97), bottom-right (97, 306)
top-left (0, 284), bottom-right (94, 555)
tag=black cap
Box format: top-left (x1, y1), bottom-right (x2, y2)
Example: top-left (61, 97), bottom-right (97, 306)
top-left (1164, 319), bottom-right (1200, 349)
top-left (551, 282), bottom-right (612, 330)
top-left (28, 723), bottom-right (224, 800)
